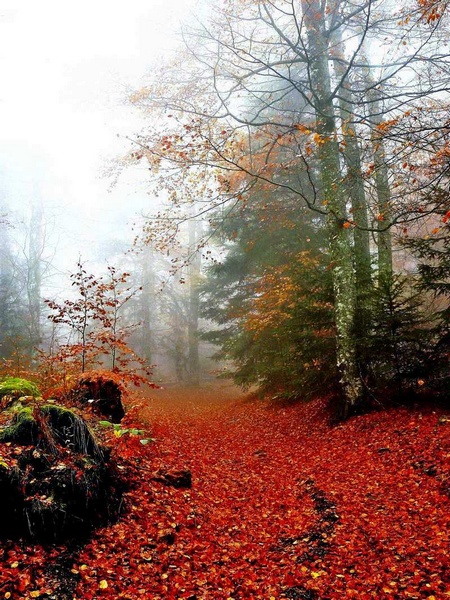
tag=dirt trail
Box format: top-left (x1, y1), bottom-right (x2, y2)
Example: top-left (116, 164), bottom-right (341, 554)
top-left (140, 381), bottom-right (249, 418)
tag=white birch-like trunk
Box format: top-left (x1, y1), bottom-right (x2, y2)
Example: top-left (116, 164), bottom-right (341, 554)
top-left (302, 0), bottom-right (362, 412)
top-left (331, 31), bottom-right (372, 298)
top-left (372, 114), bottom-right (393, 285)
top-left (363, 64), bottom-right (393, 285)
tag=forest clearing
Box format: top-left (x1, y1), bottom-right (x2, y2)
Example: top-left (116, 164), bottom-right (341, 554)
top-left (1, 382), bottom-right (449, 599)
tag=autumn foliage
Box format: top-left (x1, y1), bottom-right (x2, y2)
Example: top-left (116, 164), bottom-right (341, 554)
top-left (1, 385), bottom-right (449, 598)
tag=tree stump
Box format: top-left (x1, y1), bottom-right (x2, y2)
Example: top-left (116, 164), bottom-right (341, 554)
top-left (0, 401), bottom-right (123, 542)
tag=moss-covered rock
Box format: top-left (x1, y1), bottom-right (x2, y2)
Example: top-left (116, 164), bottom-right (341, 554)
top-left (0, 377), bottom-right (40, 400)
top-left (0, 403), bottom-right (103, 458)
top-left (0, 401), bottom-right (123, 542)
top-left (40, 404), bottom-right (104, 460)
top-left (0, 406), bottom-right (39, 444)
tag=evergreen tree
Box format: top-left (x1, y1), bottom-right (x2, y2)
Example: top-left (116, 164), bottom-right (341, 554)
top-left (202, 182), bottom-right (335, 398)
top-left (404, 186), bottom-right (450, 394)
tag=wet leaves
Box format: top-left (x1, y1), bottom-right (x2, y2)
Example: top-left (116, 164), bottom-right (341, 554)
top-left (1, 390), bottom-right (450, 598)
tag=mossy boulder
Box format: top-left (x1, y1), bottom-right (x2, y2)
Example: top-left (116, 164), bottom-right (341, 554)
top-left (0, 377), bottom-right (40, 398)
top-left (41, 404), bottom-right (104, 460)
top-left (0, 377), bottom-right (40, 409)
top-left (0, 404), bottom-right (103, 459)
top-left (0, 401), bottom-right (123, 542)
top-left (0, 405), bottom-right (39, 444)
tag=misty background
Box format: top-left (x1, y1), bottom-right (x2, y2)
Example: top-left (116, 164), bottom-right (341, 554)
top-left (0, 0), bottom-right (214, 384)
top-left (0, 0), bottom-right (449, 407)
top-left (0, 0), bottom-right (198, 264)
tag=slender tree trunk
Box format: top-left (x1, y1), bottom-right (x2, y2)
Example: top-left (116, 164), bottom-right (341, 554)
top-left (302, 0), bottom-right (362, 412)
top-left (331, 30), bottom-right (372, 299)
top-left (27, 202), bottom-right (44, 356)
top-left (363, 63), bottom-right (393, 284)
top-left (187, 219), bottom-right (201, 386)
top-left (140, 247), bottom-right (154, 364)
top-left (371, 109), bottom-right (393, 285)
top-left (331, 30), bottom-right (373, 380)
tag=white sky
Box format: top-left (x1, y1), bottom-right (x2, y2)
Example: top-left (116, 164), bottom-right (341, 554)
top-left (0, 0), bottom-right (198, 267)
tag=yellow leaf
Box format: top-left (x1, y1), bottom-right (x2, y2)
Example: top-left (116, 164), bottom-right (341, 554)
top-left (10, 562), bottom-right (19, 568)
top-left (99, 580), bottom-right (108, 590)
top-left (30, 592), bottom-right (41, 599)
top-left (311, 571), bottom-right (322, 578)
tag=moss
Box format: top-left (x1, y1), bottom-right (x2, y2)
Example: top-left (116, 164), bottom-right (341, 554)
top-left (0, 402), bottom-right (124, 542)
top-left (0, 377), bottom-right (40, 399)
top-left (0, 403), bottom-right (104, 462)
top-left (0, 407), bottom-right (39, 445)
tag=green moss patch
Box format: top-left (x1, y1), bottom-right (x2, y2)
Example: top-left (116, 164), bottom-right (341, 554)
top-left (0, 377), bottom-right (40, 399)
top-left (0, 406), bottom-right (39, 445)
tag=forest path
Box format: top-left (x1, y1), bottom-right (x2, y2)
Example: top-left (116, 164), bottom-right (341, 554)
top-left (134, 383), bottom-right (330, 598)
top-left (138, 383), bottom-right (323, 530)
top-left (73, 384), bottom-right (450, 599)
top-left (131, 384), bottom-right (450, 599)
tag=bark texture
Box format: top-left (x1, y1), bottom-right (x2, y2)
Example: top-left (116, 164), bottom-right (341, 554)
top-left (302, 0), bottom-right (362, 410)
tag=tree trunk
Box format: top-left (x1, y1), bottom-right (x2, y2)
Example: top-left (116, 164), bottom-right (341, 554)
top-left (331, 30), bottom-right (372, 301)
top-left (140, 247), bottom-right (155, 364)
top-left (302, 0), bottom-right (362, 412)
top-left (372, 111), bottom-right (393, 285)
top-left (187, 219), bottom-right (201, 386)
top-left (363, 63), bottom-right (393, 284)
top-left (27, 202), bottom-right (44, 356)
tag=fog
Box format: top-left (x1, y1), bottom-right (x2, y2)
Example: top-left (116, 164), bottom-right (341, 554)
top-left (0, 0), bottom-right (448, 397)
top-left (0, 0), bottom-right (218, 385)
top-left (0, 0), bottom-right (198, 268)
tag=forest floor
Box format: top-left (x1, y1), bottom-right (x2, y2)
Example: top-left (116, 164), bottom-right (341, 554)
top-left (1, 383), bottom-right (450, 599)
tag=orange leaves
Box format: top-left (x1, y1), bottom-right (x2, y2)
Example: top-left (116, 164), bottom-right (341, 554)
top-left (312, 132), bottom-right (327, 146)
top-left (365, 163), bottom-right (375, 177)
top-left (417, 0), bottom-right (443, 23)
top-left (241, 252), bottom-right (320, 336)
top-left (2, 388), bottom-right (450, 598)
top-left (375, 118), bottom-right (400, 134)
top-left (295, 123), bottom-right (312, 135)
top-left (430, 143), bottom-right (450, 168)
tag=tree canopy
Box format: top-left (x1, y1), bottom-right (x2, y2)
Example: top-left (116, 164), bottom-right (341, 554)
top-left (127, 0), bottom-right (450, 413)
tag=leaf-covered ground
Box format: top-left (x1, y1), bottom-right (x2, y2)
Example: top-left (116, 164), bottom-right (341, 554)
top-left (1, 385), bottom-right (450, 599)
